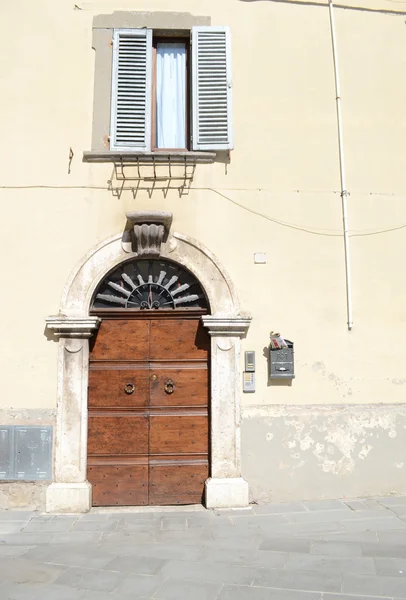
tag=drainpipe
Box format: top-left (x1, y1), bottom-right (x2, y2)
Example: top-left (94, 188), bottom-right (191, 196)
top-left (328, 0), bottom-right (353, 331)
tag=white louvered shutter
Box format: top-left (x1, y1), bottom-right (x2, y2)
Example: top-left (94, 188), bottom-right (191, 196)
top-left (191, 26), bottom-right (233, 151)
top-left (110, 29), bottom-right (152, 151)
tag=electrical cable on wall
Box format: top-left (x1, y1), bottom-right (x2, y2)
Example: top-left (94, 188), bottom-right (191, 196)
top-left (1, 183), bottom-right (406, 238)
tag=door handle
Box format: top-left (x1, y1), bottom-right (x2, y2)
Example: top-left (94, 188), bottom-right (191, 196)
top-left (124, 383), bottom-right (135, 395)
top-left (164, 379), bottom-right (175, 395)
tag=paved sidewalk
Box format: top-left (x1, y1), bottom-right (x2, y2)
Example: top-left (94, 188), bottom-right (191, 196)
top-left (2, 497), bottom-right (406, 599)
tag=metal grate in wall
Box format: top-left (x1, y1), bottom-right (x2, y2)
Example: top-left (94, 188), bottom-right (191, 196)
top-left (0, 426), bottom-right (52, 480)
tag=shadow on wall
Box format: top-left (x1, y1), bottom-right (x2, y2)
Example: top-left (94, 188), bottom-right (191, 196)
top-left (106, 152), bottom-right (230, 200)
top-left (43, 327), bottom-right (57, 343)
top-left (108, 159), bottom-right (195, 200)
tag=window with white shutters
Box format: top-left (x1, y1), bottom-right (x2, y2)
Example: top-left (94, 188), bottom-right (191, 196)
top-left (110, 29), bottom-right (152, 151)
top-left (109, 25), bottom-right (233, 153)
top-left (191, 26), bottom-right (233, 151)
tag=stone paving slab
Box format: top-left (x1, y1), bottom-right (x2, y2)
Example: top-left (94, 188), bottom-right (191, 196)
top-left (23, 543), bottom-right (114, 569)
top-left (377, 496), bottom-right (406, 507)
top-left (289, 509), bottom-right (395, 523)
top-left (71, 519), bottom-right (119, 532)
top-left (218, 586), bottom-right (322, 600)
top-left (343, 499), bottom-right (388, 511)
top-left (321, 530), bottom-right (379, 543)
top-left (0, 521), bottom-right (33, 533)
top-left (106, 555), bottom-right (166, 575)
top-left (0, 544), bottom-right (35, 557)
top-left (0, 532), bottom-right (53, 545)
top-left (343, 517), bottom-right (406, 532)
top-left (261, 520), bottom-right (348, 536)
top-left (384, 506), bottom-right (406, 517)
top-left (22, 518), bottom-right (77, 532)
top-left (159, 559), bottom-right (256, 585)
top-left (252, 567), bottom-right (342, 593)
top-left (324, 595), bottom-right (389, 600)
top-left (379, 531), bottom-right (406, 545)
top-left (50, 531), bottom-right (103, 544)
top-left (2, 497), bottom-right (406, 599)
top-left (259, 536), bottom-right (314, 553)
top-left (253, 502), bottom-right (307, 515)
top-left (302, 500), bottom-right (348, 511)
top-left (0, 556), bottom-right (67, 585)
top-left (154, 577), bottom-right (222, 599)
top-left (310, 541), bottom-right (363, 557)
top-left (0, 510), bottom-right (35, 520)
top-left (115, 572), bottom-right (164, 596)
top-left (0, 582), bottom-right (85, 600)
top-left (342, 572), bottom-right (406, 597)
top-left (362, 542), bottom-right (406, 559)
top-left (54, 566), bottom-right (124, 593)
top-left (286, 553), bottom-right (376, 575)
top-left (200, 547), bottom-right (288, 569)
top-left (375, 557), bottom-right (406, 577)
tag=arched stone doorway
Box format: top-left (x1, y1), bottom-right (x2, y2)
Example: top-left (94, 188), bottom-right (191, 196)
top-left (45, 212), bottom-right (251, 512)
top-left (88, 257), bottom-right (211, 506)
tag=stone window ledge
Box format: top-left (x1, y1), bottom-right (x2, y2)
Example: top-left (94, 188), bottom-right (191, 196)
top-left (83, 151), bottom-right (216, 164)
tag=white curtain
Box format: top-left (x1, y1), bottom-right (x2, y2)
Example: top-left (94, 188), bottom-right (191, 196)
top-left (156, 43), bottom-right (186, 149)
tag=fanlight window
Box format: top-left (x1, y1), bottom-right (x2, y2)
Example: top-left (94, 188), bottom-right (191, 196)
top-left (92, 259), bottom-right (208, 310)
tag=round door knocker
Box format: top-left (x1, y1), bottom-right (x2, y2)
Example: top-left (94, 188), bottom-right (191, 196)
top-left (124, 383), bottom-right (135, 395)
top-left (164, 379), bottom-right (175, 395)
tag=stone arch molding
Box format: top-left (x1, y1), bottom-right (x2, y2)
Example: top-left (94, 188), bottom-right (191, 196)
top-left (60, 230), bottom-right (240, 318)
top-left (45, 218), bottom-right (251, 513)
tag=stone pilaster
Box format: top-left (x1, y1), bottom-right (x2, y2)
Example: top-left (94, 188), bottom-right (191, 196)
top-left (201, 316), bottom-right (251, 508)
top-left (44, 316), bottom-right (101, 512)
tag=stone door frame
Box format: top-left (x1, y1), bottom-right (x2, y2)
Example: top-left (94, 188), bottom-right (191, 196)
top-left (45, 229), bottom-right (251, 512)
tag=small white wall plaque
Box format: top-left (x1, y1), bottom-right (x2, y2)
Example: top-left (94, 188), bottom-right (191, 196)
top-left (254, 253), bottom-right (266, 264)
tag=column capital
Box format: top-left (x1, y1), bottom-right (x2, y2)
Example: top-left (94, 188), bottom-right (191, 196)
top-left (201, 315), bottom-right (252, 337)
top-left (45, 316), bottom-right (101, 338)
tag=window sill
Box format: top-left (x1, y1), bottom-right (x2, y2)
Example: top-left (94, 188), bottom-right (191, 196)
top-left (82, 150), bottom-right (216, 164)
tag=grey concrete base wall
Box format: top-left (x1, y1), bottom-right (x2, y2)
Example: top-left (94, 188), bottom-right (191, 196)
top-left (0, 408), bottom-right (56, 427)
top-left (0, 409), bottom-right (55, 510)
top-left (0, 482), bottom-right (47, 511)
top-left (242, 404), bottom-right (406, 503)
top-left (4, 405), bottom-right (406, 510)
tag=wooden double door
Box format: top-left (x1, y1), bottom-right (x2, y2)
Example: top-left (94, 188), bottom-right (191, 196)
top-left (87, 316), bottom-right (210, 506)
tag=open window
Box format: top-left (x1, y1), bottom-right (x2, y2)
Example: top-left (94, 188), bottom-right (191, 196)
top-left (110, 26), bottom-right (233, 153)
top-left (152, 35), bottom-right (190, 151)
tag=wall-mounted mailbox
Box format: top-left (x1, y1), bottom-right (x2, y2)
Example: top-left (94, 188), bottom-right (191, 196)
top-left (269, 340), bottom-right (295, 379)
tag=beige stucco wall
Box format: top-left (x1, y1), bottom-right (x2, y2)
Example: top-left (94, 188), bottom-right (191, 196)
top-left (1, 0), bottom-right (406, 502)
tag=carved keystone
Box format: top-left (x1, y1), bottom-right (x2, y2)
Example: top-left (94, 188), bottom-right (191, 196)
top-left (123, 211), bottom-right (173, 256)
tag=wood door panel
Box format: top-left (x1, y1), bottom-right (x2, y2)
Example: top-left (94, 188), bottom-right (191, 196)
top-left (149, 415), bottom-right (208, 454)
top-left (90, 320), bottom-right (149, 361)
top-left (88, 369), bottom-right (149, 408)
top-left (88, 316), bottom-right (210, 507)
top-left (88, 415), bottom-right (148, 455)
top-left (88, 465), bottom-right (148, 506)
top-left (149, 463), bottom-right (208, 505)
top-left (149, 320), bottom-right (209, 360)
top-left (150, 369), bottom-right (208, 406)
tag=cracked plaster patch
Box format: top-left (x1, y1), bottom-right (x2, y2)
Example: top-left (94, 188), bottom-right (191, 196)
top-left (249, 406), bottom-right (402, 477)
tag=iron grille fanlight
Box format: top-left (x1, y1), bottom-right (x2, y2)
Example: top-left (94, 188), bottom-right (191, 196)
top-left (92, 259), bottom-right (208, 310)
